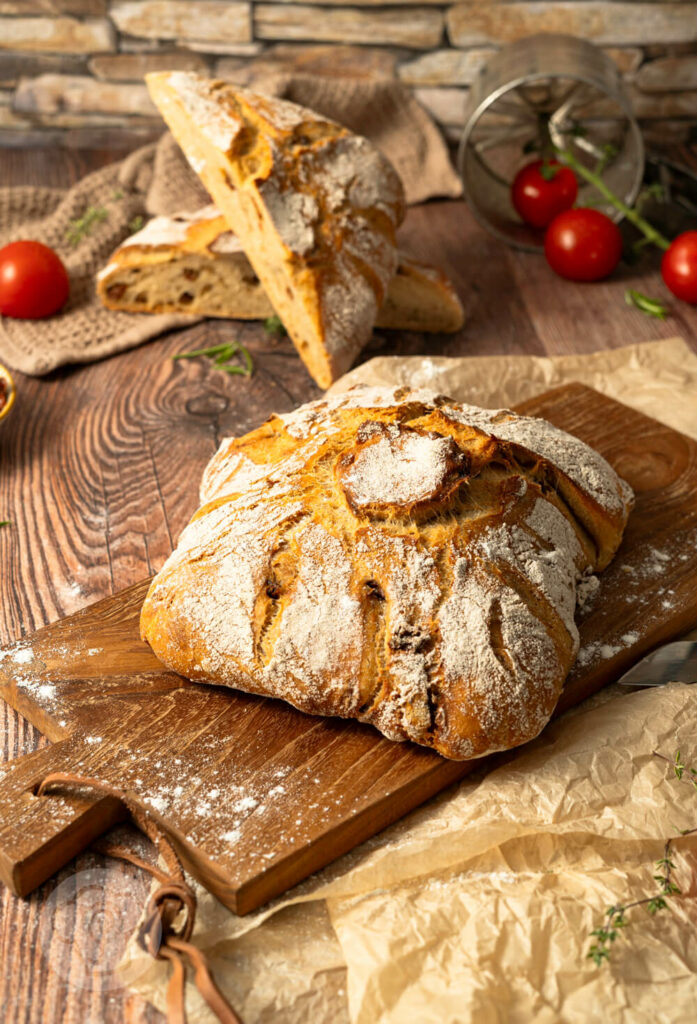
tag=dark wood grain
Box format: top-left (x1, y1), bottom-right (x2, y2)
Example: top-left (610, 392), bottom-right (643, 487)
top-left (1, 145), bottom-right (696, 1024)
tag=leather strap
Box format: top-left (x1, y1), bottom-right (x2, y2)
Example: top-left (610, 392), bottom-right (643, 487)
top-left (35, 771), bottom-right (243, 1024)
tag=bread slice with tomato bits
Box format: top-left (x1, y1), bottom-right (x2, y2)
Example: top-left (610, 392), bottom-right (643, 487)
top-left (145, 72), bottom-right (406, 389)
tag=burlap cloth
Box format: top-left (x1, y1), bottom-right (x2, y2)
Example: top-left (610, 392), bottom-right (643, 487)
top-left (119, 337), bottom-right (697, 1024)
top-left (0, 75), bottom-right (461, 377)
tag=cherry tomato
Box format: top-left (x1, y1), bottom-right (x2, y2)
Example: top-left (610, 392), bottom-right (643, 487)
top-left (661, 231), bottom-right (697, 304)
top-left (0, 240), bottom-right (69, 319)
top-left (544, 208), bottom-right (622, 282)
top-left (511, 159), bottom-right (578, 229)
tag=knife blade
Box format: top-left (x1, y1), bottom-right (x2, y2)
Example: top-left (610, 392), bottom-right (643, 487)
top-left (616, 641), bottom-right (697, 689)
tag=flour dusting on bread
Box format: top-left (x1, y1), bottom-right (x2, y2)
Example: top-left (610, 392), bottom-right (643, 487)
top-left (340, 426), bottom-right (454, 508)
top-left (98, 205), bottom-right (464, 337)
top-left (146, 72), bottom-right (406, 389)
top-left (141, 385), bottom-right (633, 760)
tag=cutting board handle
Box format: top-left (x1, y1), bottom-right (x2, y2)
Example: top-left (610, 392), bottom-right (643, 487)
top-left (0, 734), bottom-right (126, 897)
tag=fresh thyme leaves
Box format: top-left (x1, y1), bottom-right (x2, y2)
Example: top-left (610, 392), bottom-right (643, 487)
top-left (0, 520), bottom-right (11, 528)
top-left (625, 289), bottom-right (669, 319)
top-left (587, 749), bottom-right (697, 967)
top-left (264, 315), bottom-right (286, 337)
top-left (65, 205), bottom-right (109, 247)
top-left (173, 341), bottom-right (253, 378)
top-left (65, 188), bottom-right (145, 248)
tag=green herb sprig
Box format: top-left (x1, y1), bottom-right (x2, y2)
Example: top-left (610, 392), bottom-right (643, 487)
top-left (587, 749), bottom-right (697, 967)
top-left (65, 205), bottom-right (109, 247)
top-left (173, 341), bottom-right (253, 377)
top-left (625, 289), bottom-right (669, 320)
top-left (65, 189), bottom-right (145, 248)
top-left (0, 520), bottom-right (11, 528)
top-left (264, 315), bottom-right (286, 337)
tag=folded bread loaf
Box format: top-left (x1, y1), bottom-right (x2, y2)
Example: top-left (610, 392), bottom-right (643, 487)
top-left (145, 72), bottom-right (406, 389)
top-left (140, 386), bottom-right (633, 761)
top-left (97, 207), bottom-right (465, 333)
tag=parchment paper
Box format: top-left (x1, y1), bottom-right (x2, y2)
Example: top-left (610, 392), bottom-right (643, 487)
top-left (120, 336), bottom-right (697, 1024)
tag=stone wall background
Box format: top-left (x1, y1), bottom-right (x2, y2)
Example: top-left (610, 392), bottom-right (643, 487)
top-left (0, 1), bottom-right (695, 149)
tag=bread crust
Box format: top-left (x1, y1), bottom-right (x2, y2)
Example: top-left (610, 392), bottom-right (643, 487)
top-left (145, 72), bottom-right (406, 388)
top-left (140, 386), bottom-right (633, 761)
top-left (97, 208), bottom-right (464, 333)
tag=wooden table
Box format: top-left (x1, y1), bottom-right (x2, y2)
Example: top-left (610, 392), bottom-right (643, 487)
top-left (1, 145), bottom-right (696, 1024)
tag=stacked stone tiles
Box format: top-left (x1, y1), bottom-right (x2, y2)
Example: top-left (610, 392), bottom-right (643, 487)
top-left (0, 1), bottom-right (695, 146)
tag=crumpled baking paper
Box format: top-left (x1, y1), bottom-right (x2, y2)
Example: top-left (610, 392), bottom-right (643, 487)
top-left (120, 336), bottom-right (697, 1024)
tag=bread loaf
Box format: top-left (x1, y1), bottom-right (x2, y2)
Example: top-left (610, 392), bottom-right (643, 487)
top-left (97, 207), bottom-right (465, 334)
top-left (140, 385), bottom-right (633, 761)
top-left (145, 72), bottom-right (406, 389)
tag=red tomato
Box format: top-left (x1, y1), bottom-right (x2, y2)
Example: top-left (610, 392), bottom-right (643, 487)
top-left (0, 240), bottom-right (69, 319)
top-left (661, 231), bottom-right (697, 304)
top-left (511, 159), bottom-right (578, 229)
top-left (544, 209), bottom-right (622, 282)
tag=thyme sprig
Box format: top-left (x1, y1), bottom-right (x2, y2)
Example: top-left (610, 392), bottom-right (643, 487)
top-left (65, 188), bottom-right (145, 247)
top-left (173, 341), bottom-right (253, 378)
top-left (0, 520), bottom-right (11, 528)
top-left (65, 205), bottom-right (109, 247)
top-left (587, 749), bottom-right (697, 966)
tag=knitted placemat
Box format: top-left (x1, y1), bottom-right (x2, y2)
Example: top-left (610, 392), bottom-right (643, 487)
top-left (0, 75), bottom-right (462, 377)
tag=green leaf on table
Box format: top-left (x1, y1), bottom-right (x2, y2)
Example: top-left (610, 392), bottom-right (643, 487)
top-left (173, 339), bottom-right (253, 378)
top-left (624, 289), bottom-right (669, 319)
top-left (0, 520), bottom-right (11, 528)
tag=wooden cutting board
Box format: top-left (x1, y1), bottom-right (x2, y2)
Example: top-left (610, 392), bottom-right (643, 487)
top-left (1, 383), bottom-right (697, 915)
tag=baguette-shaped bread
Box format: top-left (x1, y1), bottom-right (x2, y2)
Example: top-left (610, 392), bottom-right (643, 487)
top-left (145, 72), bottom-right (406, 389)
top-left (97, 208), bottom-right (465, 334)
top-left (141, 385), bottom-right (633, 761)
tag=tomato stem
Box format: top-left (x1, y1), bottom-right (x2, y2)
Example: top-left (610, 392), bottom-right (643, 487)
top-left (553, 147), bottom-right (671, 253)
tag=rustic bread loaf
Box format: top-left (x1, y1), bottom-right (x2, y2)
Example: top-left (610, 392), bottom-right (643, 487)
top-left (97, 208), bottom-right (465, 334)
top-left (140, 385), bottom-right (633, 761)
top-left (145, 72), bottom-right (406, 389)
